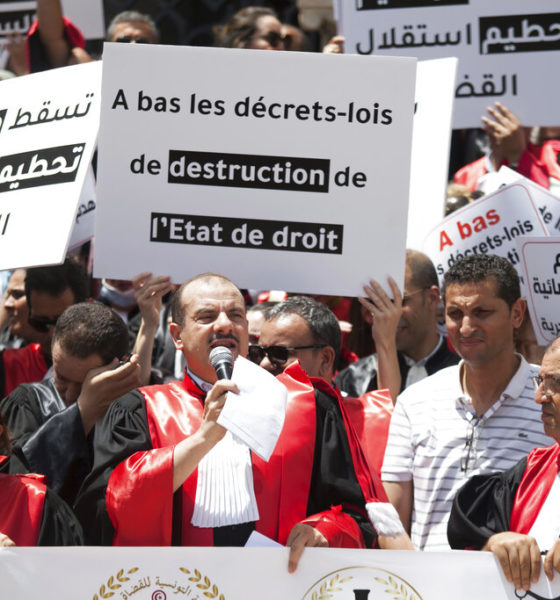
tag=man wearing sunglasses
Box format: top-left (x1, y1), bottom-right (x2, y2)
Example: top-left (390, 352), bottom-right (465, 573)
top-left (76, 272), bottom-right (411, 568)
top-left (1, 302), bottom-right (139, 505)
top-left (448, 337), bottom-right (560, 592)
top-left (255, 295), bottom-right (396, 476)
top-left (0, 259), bottom-right (87, 398)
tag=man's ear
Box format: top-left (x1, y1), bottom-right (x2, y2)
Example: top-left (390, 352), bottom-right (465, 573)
top-left (511, 297), bottom-right (526, 329)
top-left (318, 345), bottom-right (336, 381)
top-left (426, 285), bottom-right (441, 307)
top-left (169, 322), bottom-right (184, 350)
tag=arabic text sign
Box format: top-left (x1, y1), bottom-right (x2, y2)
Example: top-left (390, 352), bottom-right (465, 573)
top-left (1, 546), bottom-right (554, 600)
top-left (0, 61), bottom-right (101, 269)
top-left (94, 44), bottom-right (416, 296)
top-left (422, 183), bottom-right (549, 283)
top-left (517, 237), bottom-right (560, 346)
top-left (338, 0), bottom-right (560, 128)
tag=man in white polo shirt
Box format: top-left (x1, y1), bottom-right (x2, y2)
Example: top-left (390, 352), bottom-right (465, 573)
top-left (382, 254), bottom-right (552, 551)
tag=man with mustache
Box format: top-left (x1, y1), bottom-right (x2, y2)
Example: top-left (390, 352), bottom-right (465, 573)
top-left (382, 254), bottom-right (552, 551)
top-left (76, 273), bottom-right (409, 569)
top-left (449, 337), bottom-right (560, 592)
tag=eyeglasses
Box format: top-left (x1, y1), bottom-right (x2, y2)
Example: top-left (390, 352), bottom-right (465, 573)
top-left (253, 31), bottom-right (285, 47)
top-left (248, 344), bottom-right (326, 365)
top-left (115, 35), bottom-right (151, 44)
top-left (533, 374), bottom-right (560, 395)
top-left (28, 314), bottom-right (60, 333)
top-left (402, 288), bottom-right (428, 306)
top-left (461, 417), bottom-right (481, 473)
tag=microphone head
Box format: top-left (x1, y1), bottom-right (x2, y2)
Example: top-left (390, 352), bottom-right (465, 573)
top-left (209, 346), bottom-right (234, 370)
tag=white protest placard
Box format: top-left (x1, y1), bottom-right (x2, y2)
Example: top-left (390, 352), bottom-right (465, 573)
top-left (63, 0), bottom-right (105, 40)
top-left (477, 166), bottom-right (560, 237)
top-left (94, 44), bottom-right (416, 296)
top-left (338, 0), bottom-right (560, 128)
top-left (516, 237), bottom-right (560, 345)
top-left (422, 182), bottom-right (549, 283)
top-left (0, 61), bottom-right (101, 269)
top-left (1, 546), bottom-right (557, 600)
top-left (68, 165), bottom-right (96, 251)
top-left (406, 57), bottom-right (457, 251)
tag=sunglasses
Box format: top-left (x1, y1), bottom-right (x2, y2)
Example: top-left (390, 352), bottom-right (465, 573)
top-left (28, 314), bottom-right (60, 333)
top-left (248, 344), bottom-right (326, 365)
top-left (115, 35), bottom-right (151, 44)
top-left (252, 31), bottom-right (285, 47)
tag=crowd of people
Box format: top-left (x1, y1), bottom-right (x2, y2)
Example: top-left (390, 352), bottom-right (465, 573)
top-left (2, 0), bottom-right (560, 594)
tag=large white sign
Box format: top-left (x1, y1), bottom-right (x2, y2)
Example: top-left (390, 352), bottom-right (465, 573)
top-left (517, 237), bottom-right (560, 346)
top-left (406, 58), bottom-right (457, 251)
top-left (422, 182), bottom-right (549, 282)
top-left (2, 546), bottom-right (558, 600)
top-left (337, 1), bottom-right (560, 128)
top-left (0, 61), bottom-right (101, 269)
top-left (94, 44), bottom-right (417, 296)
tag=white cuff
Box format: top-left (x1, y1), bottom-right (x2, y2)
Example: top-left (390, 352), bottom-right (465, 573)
top-left (366, 502), bottom-right (406, 538)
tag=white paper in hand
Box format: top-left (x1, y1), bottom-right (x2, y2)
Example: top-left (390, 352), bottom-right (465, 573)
top-left (217, 356), bottom-right (287, 461)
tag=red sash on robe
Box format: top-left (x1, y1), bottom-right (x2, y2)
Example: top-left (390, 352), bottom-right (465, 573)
top-left (510, 444), bottom-right (560, 535)
top-left (341, 389), bottom-right (393, 476)
top-left (0, 457), bottom-right (46, 546)
top-left (2, 344), bottom-right (48, 396)
top-left (106, 363), bottom-right (386, 547)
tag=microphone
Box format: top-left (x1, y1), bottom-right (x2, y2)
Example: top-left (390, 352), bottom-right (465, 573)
top-left (209, 346), bottom-right (234, 380)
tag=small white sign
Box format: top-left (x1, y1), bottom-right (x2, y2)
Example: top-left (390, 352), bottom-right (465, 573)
top-left (422, 182), bottom-right (549, 282)
top-left (517, 236), bottom-right (560, 345)
top-left (0, 61), bottom-right (101, 269)
top-left (94, 44), bottom-right (417, 296)
top-left (68, 165), bottom-right (96, 251)
top-left (338, 0), bottom-right (560, 128)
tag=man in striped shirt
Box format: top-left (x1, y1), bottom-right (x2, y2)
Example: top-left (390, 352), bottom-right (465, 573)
top-left (381, 254), bottom-right (552, 551)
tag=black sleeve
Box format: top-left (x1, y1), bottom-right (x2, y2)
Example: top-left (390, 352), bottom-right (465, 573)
top-left (1, 384), bottom-right (45, 447)
top-left (308, 388), bottom-right (375, 547)
top-left (448, 457), bottom-right (527, 550)
top-left (73, 390), bottom-right (152, 545)
top-left (37, 489), bottom-right (84, 546)
top-left (22, 403), bottom-right (90, 505)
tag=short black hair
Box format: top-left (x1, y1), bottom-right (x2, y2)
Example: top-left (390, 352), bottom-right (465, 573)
top-left (52, 302), bottom-right (129, 364)
top-left (443, 254), bottom-right (520, 307)
top-left (171, 272), bottom-right (243, 326)
top-left (106, 10), bottom-right (160, 42)
top-left (406, 249), bottom-right (438, 290)
top-left (214, 7), bottom-right (278, 48)
top-left (25, 258), bottom-right (89, 309)
top-left (265, 296), bottom-right (341, 366)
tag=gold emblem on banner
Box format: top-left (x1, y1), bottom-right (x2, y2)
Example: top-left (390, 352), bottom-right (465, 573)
top-left (302, 567), bottom-right (423, 600)
top-left (90, 566), bottom-right (225, 600)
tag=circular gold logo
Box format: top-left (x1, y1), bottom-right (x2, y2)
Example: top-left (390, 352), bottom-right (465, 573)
top-left (302, 566), bottom-right (423, 600)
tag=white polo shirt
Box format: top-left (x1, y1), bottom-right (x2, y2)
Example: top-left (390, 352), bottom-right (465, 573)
top-left (382, 355), bottom-right (553, 551)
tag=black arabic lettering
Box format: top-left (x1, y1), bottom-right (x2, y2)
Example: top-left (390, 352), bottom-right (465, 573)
top-left (9, 93), bottom-right (95, 130)
top-left (455, 73), bottom-right (517, 98)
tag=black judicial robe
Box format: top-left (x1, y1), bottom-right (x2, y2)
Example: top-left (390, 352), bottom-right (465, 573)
top-left (74, 364), bottom-right (380, 547)
top-left (448, 444), bottom-right (560, 550)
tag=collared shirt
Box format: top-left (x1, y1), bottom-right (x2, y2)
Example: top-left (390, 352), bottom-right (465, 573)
top-left (402, 336), bottom-right (444, 388)
top-left (382, 355), bottom-right (553, 551)
top-left (186, 367), bottom-right (213, 393)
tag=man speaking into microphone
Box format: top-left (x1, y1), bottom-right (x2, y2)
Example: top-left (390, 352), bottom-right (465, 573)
top-left (76, 273), bottom-right (410, 567)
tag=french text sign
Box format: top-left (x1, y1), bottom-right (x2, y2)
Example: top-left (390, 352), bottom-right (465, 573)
top-left (338, 0), bottom-right (560, 128)
top-left (422, 183), bottom-right (549, 282)
top-left (0, 61), bottom-right (101, 269)
top-left (94, 44), bottom-right (416, 296)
